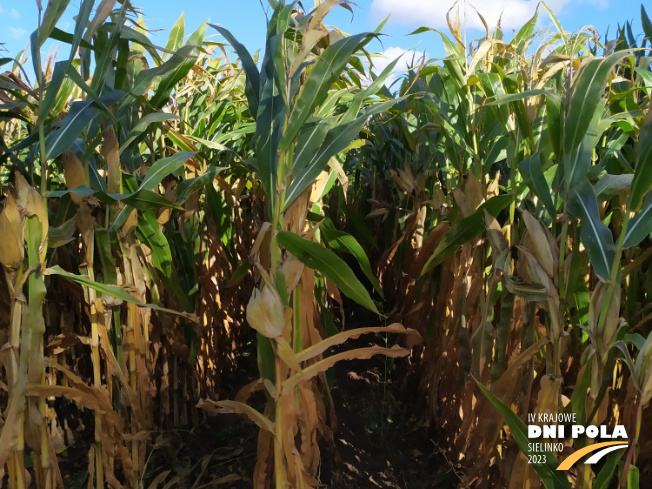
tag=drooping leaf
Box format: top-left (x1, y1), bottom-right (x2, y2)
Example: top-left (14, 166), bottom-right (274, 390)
top-left (595, 174), bottom-right (633, 201)
top-left (48, 152), bottom-right (196, 211)
top-left (320, 219), bottom-right (383, 296)
top-left (568, 183), bottom-right (616, 282)
top-left (277, 231), bottom-right (379, 314)
top-left (45, 91), bottom-right (125, 159)
top-left (210, 24), bottom-right (260, 116)
top-left (46, 266), bottom-right (197, 321)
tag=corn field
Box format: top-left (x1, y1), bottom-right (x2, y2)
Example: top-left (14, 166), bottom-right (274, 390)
top-left (0, 0), bottom-right (651, 488)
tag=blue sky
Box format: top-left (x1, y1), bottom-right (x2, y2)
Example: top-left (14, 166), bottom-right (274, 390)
top-left (0, 0), bottom-right (648, 79)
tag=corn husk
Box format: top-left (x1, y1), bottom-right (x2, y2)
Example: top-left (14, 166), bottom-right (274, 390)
top-left (63, 150), bottom-right (88, 204)
top-left (0, 192), bottom-right (25, 269)
top-left (246, 285), bottom-right (285, 339)
top-left (15, 172), bottom-right (48, 243)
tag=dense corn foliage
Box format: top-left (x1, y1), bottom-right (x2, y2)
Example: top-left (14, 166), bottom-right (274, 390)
top-left (1, 1), bottom-right (651, 488)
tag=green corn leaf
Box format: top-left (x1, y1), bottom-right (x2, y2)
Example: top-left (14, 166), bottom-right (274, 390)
top-left (627, 465), bottom-right (640, 489)
top-left (568, 183), bottom-right (616, 282)
top-left (484, 89), bottom-right (551, 106)
top-left (342, 203), bottom-right (376, 248)
top-left (37, 0), bottom-right (71, 48)
top-left (623, 192), bottom-right (652, 248)
top-left (593, 449), bottom-right (626, 489)
top-left (474, 379), bottom-right (572, 489)
top-left (541, 1), bottom-right (570, 53)
top-left (642, 5), bottom-right (652, 44)
top-left (285, 99), bottom-right (399, 208)
top-left (48, 152), bottom-right (195, 210)
top-left (150, 24), bottom-right (206, 108)
top-left (595, 174), bottom-right (633, 201)
top-left (629, 109), bottom-right (652, 209)
top-left (39, 61), bottom-right (69, 122)
top-left (257, 333), bottom-right (276, 386)
top-left (101, 22), bottom-right (162, 63)
top-left (66, 65), bottom-right (117, 119)
top-left (108, 205), bottom-right (134, 235)
top-left (48, 217), bottom-right (77, 249)
top-left (546, 92), bottom-right (563, 159)
top-left (490, 292), bottom-right (515, 381)
top-left (137, 211), bottom-right (174, 277)
top-left (48, 27), bottom-right (94, 51)
top-left (164, 14), bottom-right (186, 60)
top-left (279, 32), bottom-right (373, 152)
top-left (565, 100), bottom-right (607, 190)
top-left (122, 189), bottom-right (184, 210)
top-left (68, 0), bottom-right (95, 58)
top-left (95, 226), bottom-right (117, 285)
top-left (512, 9), bottom-right (539, 52)
top-left (518, 155), bottom-right (557, 219)
top-left (255, 27), bottom-right (286, 210)
top-left (44, 99), bottom-right (98, 158)
top-left (210, 24), bottom-right (261, 116)
top-left (45, 91), bottom-right (125, 159)
top-left (320, 220), bottom-right (383, 297)
top-left (132, 44), bottom-right (197, 97)
top-left (175, 166), bottom-right (226, 204)
top-left (277, 231), bottom-right (379, 314)
top-left (46, 266), bottom-right (197, 321)
top-left (49, 185), bottom-right (183, 211)
top-left (563, 52), bottom-right (627, 185)
top-left (139, 151), bottom-right (197, 191)
top-left (120, 113), bottom-right (181, 151)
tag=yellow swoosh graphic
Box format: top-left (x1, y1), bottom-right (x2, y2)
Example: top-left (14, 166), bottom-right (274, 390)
top-left (557, 441), bottom-right (628, 471)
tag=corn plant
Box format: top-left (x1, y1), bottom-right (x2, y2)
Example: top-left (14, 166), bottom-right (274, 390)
top-left (195, 2), bottom-right (423, 488)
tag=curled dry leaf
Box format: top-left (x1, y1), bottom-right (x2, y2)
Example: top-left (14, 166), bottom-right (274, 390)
top-left (282, 344), bottom-right (412, 394)
top-left (296, 322), bottom-right (421, 363)
top-left (197, 399), bottom-right (275, 434)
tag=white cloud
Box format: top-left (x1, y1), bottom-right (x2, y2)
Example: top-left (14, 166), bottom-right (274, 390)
top-left (371, 0), bottom-right (565, 31)
top-left (9, 27), bottom-right (27, 39)
top-left (10, 8), bottom-right (20, 19)
top-left (371, 46), bottom-right (427, 88)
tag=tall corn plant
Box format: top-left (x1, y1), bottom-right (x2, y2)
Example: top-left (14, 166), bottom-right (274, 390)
top-left (197, 1), bottom-right (419, 488)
